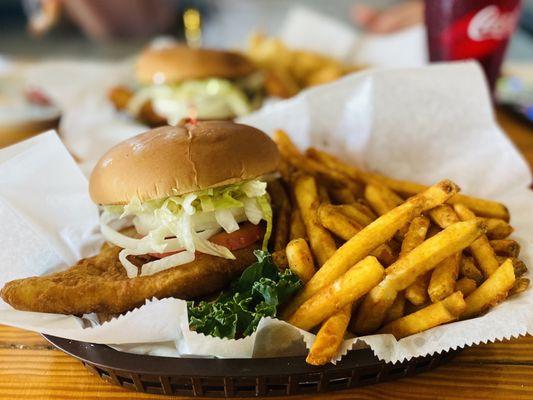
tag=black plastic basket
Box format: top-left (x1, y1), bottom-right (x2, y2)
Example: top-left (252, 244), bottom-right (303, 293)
top-left (44, 334), bottom-right (458, 397)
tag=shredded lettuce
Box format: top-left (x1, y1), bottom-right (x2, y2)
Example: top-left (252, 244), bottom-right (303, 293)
top-left (127, 78), bottom-right (252, 125)
top-left (101, 179), bottom-right (273, 277)
top-left (187, 251), bottom-right (302, 339)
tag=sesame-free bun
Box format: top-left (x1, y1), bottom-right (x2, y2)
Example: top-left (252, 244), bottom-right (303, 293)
top-left (135, 45), bottom-right (256, 85)
top-left (89, 121), bottom-right (280, 205)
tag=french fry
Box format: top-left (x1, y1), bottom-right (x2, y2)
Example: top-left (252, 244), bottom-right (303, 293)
top-left (364, 184), bottom-right (402, 216)
top-left (282, 180), bottom-right (459, 319)
top-left (289, 208), bottom-right (307, 240)
top-left (384, 292), bottom-right (406, 324)
top-left (329, 187), bottom-right (356, 204)
top-left (370, 243), bottom-right (398, 267)
top-left (400, 216), bottom-right (431, 256)
top-left (386, 220), bottom-right (485, 291)
top-left (460, 256), bottom-right (484, 284)
top-left (305, 148), bottom-right (509, 221)
top-left (305, 147), bottom-right (363, 181)
top-left (490, 239), bottom-right (520, 258)
top-left (380, 292), bottom-right (466, 339)
top-left (453, 203), bottom-right (500, 278)
top-left (365, 173), bottom-right (510, 221)
top-left (274, 131), bottom-right (351, 188)
top-left (268, 180), bottom-right (291, 252)
top-left (318, 204), bottom-right (364, 236)
top-left (428, 253), bottom-right (461, 302)
top-left (427, 224), bottom-right (442, 238)
top-left (318, 204), bottom-right (396, 266)
top-left (400, 216), bottom-right (431, 305)
top-left (429, 204), bottom-right (460, 228)
top-left (353, 201), bottom-right (378, 220)
top-left (286, 239), bottom-right (316, 283)
top-left (485, 218), bottom-right (514, 240)
top-left (353, 219), bottom-right (485, 334)
top-left (294, 175), bottom-right (337, 266)
top-left (462, 259), bottom-right (515, 318)
top-left (306, 305), bottom-right (351, 366)
top-left (455, 277), bottom-right (478, 297)
top-left (405, 273), bottom-right (431, 306)
top-left (108, 86), bottom-right (133, 110)
top-left (278, 159), bottom-right (295, 183)
top-left (287, 256), bottom-right (385, 331)
top-left (510, 277), bottom-right (530, 296)
top-left (317, 184), bottom-right (331, 204)
top-left (272, 250), bottom-right (288, 269)
top-left (332, 204), bottom-right (375, 226)
top-left (496, 256), bottom-right (527, 277)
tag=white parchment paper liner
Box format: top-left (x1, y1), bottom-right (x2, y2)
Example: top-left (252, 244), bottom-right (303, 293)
top-left (0, 62), bottom-right (532, 364)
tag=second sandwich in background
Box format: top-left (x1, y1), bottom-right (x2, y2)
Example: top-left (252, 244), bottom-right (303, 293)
top-left (109, 44), bottom-right (266, 126)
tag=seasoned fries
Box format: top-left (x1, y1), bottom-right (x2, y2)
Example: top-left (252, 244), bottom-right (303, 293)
top-left (455, 277), bottom-right (478, 297)
top-left (384, 292), bottom-right (406, 324)
top-left (353, 219), bottom-right (485, 334)
top-left (381, 292), bottom-right (466, 339)
top-left (306, 305), bottom-right (351, 366)
top-left (364, 184), bottom-right (402, 216)
top-left (462, 259), bottom-right (515, 318)
top-left (305, 147), bottom-right (509, 220)
top-left (270, 129), bottom-right (527, 364)
top-left (510, 277), bottom-right (530, 296)
top-left (333, 204), bottom-right (375, 227)
top-left (268, 180), bottom-right (291, 252)
top-left (283, 180), bottom-right (459, 319)
top-left (453, 203), bottom-right (499, 277)
top-left (490, 239), bottom-right (521, 258)
top-left (317, 204), bottom-right (395, 265)
top-left (289, 208), bottom-right (307, 240)
top-left (428, 253), bottom-right (461, 302)
top-left (485, 218), bottom-right (514, 239)
top-left (366, 174), bottom-right (510, 221)
top-left (286, 239), bottom-right (316, 283)
top-left (329, 187), bottom-right (357, 204)
top-left (293, 175), bottom-right (337, 266)
top-left (401, 216), bottom-right (431, 305)
top-left (287, 256), bottom-right (385, 331)
top-left (460, 256), bottom-right (484, 284)
top-left (247, 33), bottom-right (363, 97)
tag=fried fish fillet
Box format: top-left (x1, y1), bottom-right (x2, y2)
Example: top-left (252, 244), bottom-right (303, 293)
top-left (1, 243), bottom-right (258, 315)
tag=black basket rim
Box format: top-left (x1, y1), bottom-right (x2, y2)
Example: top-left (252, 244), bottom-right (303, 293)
top-left (42, 334), bottom-right (412, 377)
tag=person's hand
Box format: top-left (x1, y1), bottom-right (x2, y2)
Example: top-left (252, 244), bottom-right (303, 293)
top-left (24, 0), bottom-right (178, 40)
top-left (352, 0), bottom-right (424, 34)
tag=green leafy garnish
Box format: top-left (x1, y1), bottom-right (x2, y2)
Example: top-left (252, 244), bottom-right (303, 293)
top-left (187, 250), bottom-right (302, 339)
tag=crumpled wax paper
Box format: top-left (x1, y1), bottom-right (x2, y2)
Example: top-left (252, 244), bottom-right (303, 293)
top-left (1, 62), bottom-right (531, 363)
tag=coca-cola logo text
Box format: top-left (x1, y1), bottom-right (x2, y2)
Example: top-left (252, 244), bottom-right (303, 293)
top-left (467, 5), bottom-right (520, 42)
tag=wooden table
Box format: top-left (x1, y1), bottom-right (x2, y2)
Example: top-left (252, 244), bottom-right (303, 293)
top-left (0, 109), bottom-right (531, 400)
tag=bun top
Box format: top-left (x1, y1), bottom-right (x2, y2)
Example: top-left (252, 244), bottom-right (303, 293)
top-left (89, 121), bottom-right (280, 205)
top-left (135, 45), bottom-right (257, 85)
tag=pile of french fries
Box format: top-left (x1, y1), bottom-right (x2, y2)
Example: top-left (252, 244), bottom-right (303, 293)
top-left (247, 33), bottom-right (365, 98)
top-left (269, 130), bottom-right (529, 366)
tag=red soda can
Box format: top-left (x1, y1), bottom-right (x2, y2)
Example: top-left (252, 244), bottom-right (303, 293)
top-left (425, 0), bottom-right (522, 92)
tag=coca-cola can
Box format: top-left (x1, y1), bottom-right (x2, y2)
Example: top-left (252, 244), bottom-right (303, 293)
top-left (425, 0), bottom-right (522, 92)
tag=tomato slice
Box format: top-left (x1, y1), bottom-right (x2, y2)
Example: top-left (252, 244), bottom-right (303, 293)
top-left (149, 222), bottom-right (263, 259)
top-left (209, 222), bottom-right (263, 250)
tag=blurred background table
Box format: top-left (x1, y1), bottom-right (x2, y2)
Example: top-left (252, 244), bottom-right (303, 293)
top-left (0, 108), bottom-right (530, 400)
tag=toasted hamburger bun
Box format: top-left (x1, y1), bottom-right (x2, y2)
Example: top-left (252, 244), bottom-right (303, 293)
top-left (89, 121), bottom-right (280, 205)
top-left (135, 45), bottom-right (257, 85)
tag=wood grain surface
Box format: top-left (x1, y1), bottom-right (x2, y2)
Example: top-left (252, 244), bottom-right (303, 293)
top-left (0, 108), bottom-right (531, 400)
